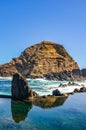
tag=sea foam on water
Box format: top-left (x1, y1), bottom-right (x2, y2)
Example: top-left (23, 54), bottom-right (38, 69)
top-left (0, 77), bottom-right (86, 96)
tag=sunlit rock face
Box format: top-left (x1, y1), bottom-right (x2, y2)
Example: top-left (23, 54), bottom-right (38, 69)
top-left (0, 41), bottom-right (79, 80)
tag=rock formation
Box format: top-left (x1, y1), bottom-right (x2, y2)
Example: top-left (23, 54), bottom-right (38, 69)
top-left (11, 73), bottom-right (38, 100)
top-left (81, 69), bottom-right (86, 77)
top-left (52, 89), bottom-right (62, 96)
top-left (73, 87), bottom-right (86, 93)
top-left (0, 41), bottom-right (82, 80)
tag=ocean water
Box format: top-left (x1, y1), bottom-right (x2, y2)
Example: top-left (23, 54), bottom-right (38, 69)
top-left (0, 78), bottom-right (86, 130)
top-left (0, 77), bottom-right (86, 96)
top-left (0, 93), bottom-right (86, 130)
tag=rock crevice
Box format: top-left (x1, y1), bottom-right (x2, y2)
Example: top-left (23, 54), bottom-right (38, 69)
top-left (0, 41), bottom-right (83, 80)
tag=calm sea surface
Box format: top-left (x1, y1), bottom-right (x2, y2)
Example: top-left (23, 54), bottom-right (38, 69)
top-left (0, 93), bottom-right (86, 130)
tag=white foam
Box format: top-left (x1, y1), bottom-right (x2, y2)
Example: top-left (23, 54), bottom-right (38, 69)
top-left (0, 77), bottom-right (12, 80)
top-left (0, 77), bottom-right (86, 96)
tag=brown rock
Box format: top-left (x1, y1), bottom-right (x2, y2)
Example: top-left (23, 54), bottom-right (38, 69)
top-left (11, 73), bottom-right (38, 100)
top-left (0, 41), bottom-right (80, 80)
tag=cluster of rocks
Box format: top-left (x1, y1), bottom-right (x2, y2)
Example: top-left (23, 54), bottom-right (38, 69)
top-left (74, 87), bottom-right (86, 93)
top-left (5, 72), bottom-right (86, 101)
top-left (45, 69), bottom-right (83, 81)
top-left (52, 81), bottom-right (86, 96)
top-left (52, 86), bottom-right (86, 97)
top-left (58, 82), bottom-right (80, 88)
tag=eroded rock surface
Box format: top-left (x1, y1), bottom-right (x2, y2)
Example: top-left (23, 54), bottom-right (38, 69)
top-left (11, 73), bottom-right (38, 100)
top-left (0, 41), bottom-right (81, 80)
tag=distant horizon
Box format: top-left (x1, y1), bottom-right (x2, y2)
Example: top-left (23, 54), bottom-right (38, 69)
top-left (0, 0), bottom-right (86, 68)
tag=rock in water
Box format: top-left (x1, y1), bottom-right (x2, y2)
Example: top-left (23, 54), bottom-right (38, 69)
top-left (52, 89), bottom-right (62, 96)
top-left (0, 41), bottom-right (80, 80)
top-left (11, 73), bottom-right (38, 100)
top-left (80, 87), bottom-right (86, 92)
top-left (11, 73), bottom-right (29, 99)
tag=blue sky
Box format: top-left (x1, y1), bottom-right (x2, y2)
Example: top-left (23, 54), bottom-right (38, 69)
top-left (0, 0), bottom-right (86, 69)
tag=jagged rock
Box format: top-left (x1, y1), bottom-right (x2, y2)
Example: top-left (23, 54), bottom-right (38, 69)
top-left (73, 87), bottom-right (86, 93)
top-left (68, 82), bottom-right (80, 86)
top-left (81, 69), bottom-right (86, 77)
top-left (80, 87), bottom-right (86, 92)
top-left (0, 41), bottom-right (80, 80)
top-left (58, 83), bottom-right (67, 87)
top-left (11, 73), bottom-right (38, 100)
top-left (74, 88), bottom-right (80, 93)
top-left (52, 89), bottom-right (62, 96)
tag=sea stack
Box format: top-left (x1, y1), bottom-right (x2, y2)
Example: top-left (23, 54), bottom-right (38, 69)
top-left (11, 73), bottom-right (38, 100)
top-left (0, 41), bottom-right (80, 80)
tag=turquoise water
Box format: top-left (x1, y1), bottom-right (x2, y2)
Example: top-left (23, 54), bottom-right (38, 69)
top-left (0, 78), bottom-right (68, 96)
top-left (0, 78), bottom-right (85, 96)
top-left (0, 93), bottom-right (86, 130)
top-left (0, 78), bottom-right (86, 130)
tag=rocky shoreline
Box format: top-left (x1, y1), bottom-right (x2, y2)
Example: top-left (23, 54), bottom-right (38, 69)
top-left (0, 73), bottom-right (86, 102)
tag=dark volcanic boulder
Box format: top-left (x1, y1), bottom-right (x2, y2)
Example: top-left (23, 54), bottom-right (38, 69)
top-left (73, 88), bottom-right (80, 93)
top-left (11, 73), bottom-right (38, 100)
top-left (52, 89), bottom-right (62, 96)
top-left (80, 87), bottom-right (86, 92)
top-left (73, 87), bottom-right (86, 93)
top-left (81, 69), bottom-right (86, 77)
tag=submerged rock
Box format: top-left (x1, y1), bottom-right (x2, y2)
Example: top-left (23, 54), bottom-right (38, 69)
top-left (11, 73), bottom-right (38, 100)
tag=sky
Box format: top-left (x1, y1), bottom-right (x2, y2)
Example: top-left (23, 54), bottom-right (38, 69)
top-left (0, 0), bottom-right (86, 69)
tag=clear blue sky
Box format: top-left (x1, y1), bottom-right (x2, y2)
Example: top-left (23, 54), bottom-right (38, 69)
top-left (0, 0), bottom-right (86, 69)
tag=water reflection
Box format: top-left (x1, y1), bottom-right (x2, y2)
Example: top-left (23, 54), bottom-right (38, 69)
top-left (11, 96), bottom-right (68, 123)
top-left (11, 100), bottom-right (32, 123)
top-left (33, 96), bottom-right (68, 108)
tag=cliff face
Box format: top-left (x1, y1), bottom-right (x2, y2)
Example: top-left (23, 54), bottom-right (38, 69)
top-left (0, 41), bottom-right (79, 80)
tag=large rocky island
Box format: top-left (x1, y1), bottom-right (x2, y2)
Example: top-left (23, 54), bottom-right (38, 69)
top-left (0, 41), bottom-right (85, 80)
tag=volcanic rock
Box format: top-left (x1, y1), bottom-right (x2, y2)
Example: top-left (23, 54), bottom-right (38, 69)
top-left (81, 69), bottom-right (86, 77)
top-left (52, 89), bottom-right (62, 96)
top-left (11, 73), bottom-right (38, 100)
top-left (73, 88), bottom-right (80, 93)
top-left (0, 41), bottom-right (80, 80)
top-left (79, 87), bottom-right (86, 92)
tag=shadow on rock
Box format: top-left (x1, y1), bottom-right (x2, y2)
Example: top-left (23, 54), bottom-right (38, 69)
top-left (11, 100), bottom-right (32, 123)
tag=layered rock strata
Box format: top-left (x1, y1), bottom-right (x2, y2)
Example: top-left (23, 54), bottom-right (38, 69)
top-left (0, 41), bottom-right (82, 80)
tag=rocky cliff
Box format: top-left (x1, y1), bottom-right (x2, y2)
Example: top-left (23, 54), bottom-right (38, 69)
top-left (0, 41), bottom-right (81, 80)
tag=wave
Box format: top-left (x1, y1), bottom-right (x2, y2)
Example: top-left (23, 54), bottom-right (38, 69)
top-left (0, 77), bottom-right (12, 80)
top-left (0, 78), bottom-right (86, 96)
